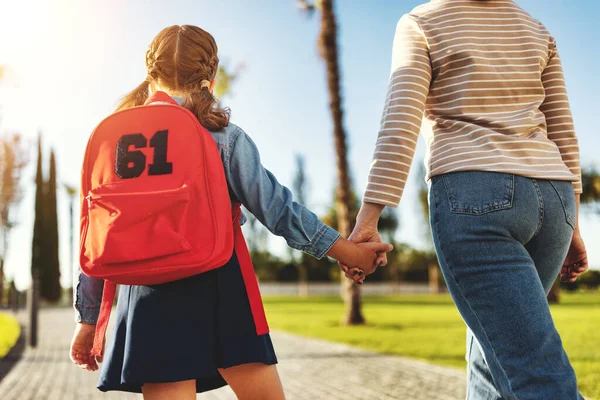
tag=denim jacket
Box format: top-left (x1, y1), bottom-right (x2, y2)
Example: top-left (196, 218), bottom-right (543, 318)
top-left (74, 97), bottom-right (341, 324)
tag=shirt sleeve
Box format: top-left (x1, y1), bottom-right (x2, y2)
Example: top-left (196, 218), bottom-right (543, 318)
top-left (74, 268), bottom-right (104, 324)
top-left (364, 14), bottom-right (432, 207)
top-left (540, 37), bottom-right (582, 193)
top-left (224, 126), bottom-right (340, 259)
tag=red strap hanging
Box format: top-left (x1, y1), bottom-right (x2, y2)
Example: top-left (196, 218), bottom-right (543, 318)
top-left (232, 205), bottom-right (269, 336)
top-left (91, 280), bottom-right (117, 357)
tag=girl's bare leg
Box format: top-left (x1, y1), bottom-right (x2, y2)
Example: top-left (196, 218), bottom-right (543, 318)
top-left (142, 379), bottom-right (196, 400)
top-left (219, 363), bottom-right (285, 400)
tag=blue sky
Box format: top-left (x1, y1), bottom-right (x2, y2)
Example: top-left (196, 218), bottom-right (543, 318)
top-left (1, 0), bottom-right (599, 290)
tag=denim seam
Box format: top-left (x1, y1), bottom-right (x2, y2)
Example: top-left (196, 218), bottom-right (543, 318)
top-left (224, 125), bottom-right (243, 171)
top-left (549, 181), bottom-right (576, 230)
top-left (316, 230), bottom-right (341, 260)
top-left (306, 224), bottom-right (340, 259)
top-left (531, 179), bottom-right (545, 240)
top-left (432, 183), bottom-right (517, 399)
top-left (303, 225), bottom-right (326, 256)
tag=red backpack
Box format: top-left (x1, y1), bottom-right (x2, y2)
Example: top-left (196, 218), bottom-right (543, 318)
top-left (80, 91), bottom-right (268, 357)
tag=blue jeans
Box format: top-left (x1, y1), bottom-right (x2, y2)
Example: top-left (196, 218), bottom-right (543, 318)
top-left (429, 171), bottom-right (583, 400)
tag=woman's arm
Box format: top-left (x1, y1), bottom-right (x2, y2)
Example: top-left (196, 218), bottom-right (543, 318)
top-left (364, 14), bottom-right (432, 208)
top-left (348, 15), bottom-right (432, 268)
top-left (540, 36), bottom-right (582, 194)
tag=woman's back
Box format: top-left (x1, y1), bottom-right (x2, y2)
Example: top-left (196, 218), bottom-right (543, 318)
top-left (365, 0), bottom-right (581, 207)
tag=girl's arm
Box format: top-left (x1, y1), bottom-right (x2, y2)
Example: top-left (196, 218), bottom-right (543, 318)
top-left (224, 125), bottom-right (391, 267)
top-left (224, 125), bottom-right (339, 259)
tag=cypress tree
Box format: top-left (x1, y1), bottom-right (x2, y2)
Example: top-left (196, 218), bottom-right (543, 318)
top-left (41, 149), bottom-right (61, 302)
top-left (31, 136), bottom-right (44, 293)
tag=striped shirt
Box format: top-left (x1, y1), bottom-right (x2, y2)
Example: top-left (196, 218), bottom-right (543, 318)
top-left (364, 0), bottom-right (582, 207)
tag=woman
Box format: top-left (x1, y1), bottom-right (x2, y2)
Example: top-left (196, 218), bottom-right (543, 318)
top-left (349, 1), bottom-right (588, 399)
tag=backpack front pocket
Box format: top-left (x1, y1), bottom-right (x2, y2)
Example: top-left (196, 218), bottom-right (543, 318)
top-left (85, 183), bottom-right (192, 265)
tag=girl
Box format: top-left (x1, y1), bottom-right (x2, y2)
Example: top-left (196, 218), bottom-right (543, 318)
top-left (69, 25), bottom-right (392, 400)
top-left (349, 1), bottom-right (587, 399)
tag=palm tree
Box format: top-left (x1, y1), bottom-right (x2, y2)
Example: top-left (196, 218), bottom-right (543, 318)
top-left (297, 0), bottom-right (362, 324)
top-left (581, 167), bottom-right (600, 209)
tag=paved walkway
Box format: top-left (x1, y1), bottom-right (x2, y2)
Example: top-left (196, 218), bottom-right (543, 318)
top-left (0, 309), bottom-right (466, 399)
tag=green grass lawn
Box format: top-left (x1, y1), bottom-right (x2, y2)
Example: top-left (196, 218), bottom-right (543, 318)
top-left (264, 292), bottom-right (600, 399)
top-left (0, 312), bottom-right (20, 359)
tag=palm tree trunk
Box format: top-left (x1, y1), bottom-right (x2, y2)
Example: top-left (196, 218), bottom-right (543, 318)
top-left (318, 0), bottom-right (364, 325)
top-left (547, 280), bottom-right (561, 303)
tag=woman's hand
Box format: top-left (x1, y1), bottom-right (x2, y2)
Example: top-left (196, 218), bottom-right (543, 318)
top-left (70, 322), bottom-right (102, 371)
top-left (560, 229), bottom-right (588, 283)
top-left (348, 224), bottom-right (387, 267)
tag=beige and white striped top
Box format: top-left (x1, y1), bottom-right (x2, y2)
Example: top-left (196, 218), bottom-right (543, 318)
top-left (364, 0), bottom-right (582, 207)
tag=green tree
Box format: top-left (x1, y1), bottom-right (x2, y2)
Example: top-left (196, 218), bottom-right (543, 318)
top-left (415, 162), bottom-right (433, 248)
top-left (377, 207), bottom-right (400, 281)
top-left (31, 135), bottom-right (44, 294)
top-left (40, 150), bottom-right (61, 302)
top-left (414, 161), bottom-right (442, 291)
top-left (244, 211), bottom-right (269, 254)
top-left (0, 133), bottom-right (27, 303)
top-left (581, 167), bottom-right (600, 210)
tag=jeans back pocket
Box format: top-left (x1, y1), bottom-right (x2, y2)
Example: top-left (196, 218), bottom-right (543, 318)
top-left (442, 171), bottom-right (515, 215)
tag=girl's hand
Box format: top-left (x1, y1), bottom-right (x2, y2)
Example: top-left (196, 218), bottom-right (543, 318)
top-left (351, 241), bottom-right (394, 273)
top-left (561, 229), bottom-right (588, 283)
top-left (70, 322), bottom-right (102, 371)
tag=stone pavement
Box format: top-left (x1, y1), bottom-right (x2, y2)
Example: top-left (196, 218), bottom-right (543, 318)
top-left (0, 309), bottom-right (466, 400)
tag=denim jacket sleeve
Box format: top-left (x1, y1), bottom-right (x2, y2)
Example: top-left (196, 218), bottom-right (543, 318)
top-left (223, 124), bottom-right (340, 259)
top-left (74, 269), bottom-right (104, 324)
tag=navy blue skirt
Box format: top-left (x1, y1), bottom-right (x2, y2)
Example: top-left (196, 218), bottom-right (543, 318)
top-left (97, 252), bottom-right (277, 393)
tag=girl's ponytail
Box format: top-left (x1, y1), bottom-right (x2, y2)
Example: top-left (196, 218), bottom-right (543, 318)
top-left (118, 25), bottom-right (230, 131)
top-left (116, 79), bottom-right (150, 112)
top-left (183, 88), bottom-right (230, 132)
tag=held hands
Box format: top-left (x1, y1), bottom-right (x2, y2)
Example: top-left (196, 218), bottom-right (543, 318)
top-left (340, 227), bottom-right (389, 284)
top-left (339, 203), bottom-right (389, 284)
top-left (326, 237), bottom-right (393, 284)
top-left (70, 323), bottom-right (103, 372)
